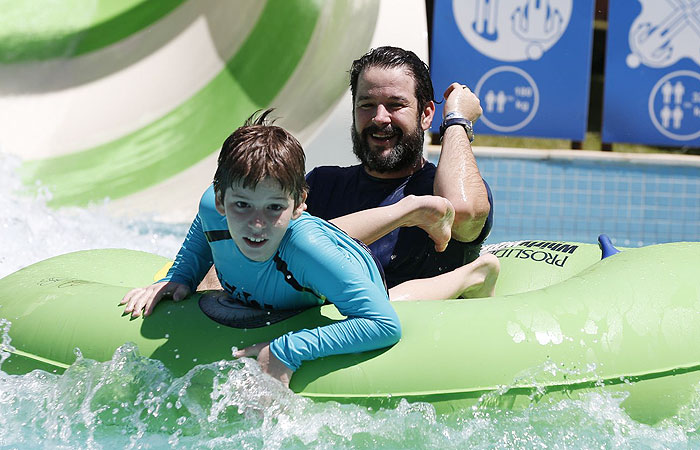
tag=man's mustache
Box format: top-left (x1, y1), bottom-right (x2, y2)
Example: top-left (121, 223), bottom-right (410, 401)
top-left (362, 125), bottom-right (403, 140)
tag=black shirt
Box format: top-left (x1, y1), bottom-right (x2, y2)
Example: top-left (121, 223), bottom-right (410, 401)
top-left (305, 162), bottom-right (493, 288)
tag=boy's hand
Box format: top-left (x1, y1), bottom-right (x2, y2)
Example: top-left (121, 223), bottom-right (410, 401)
top-left (120, 281), bottom-right (191, 318)
top-left (234, 342), bottom-right (293, 388)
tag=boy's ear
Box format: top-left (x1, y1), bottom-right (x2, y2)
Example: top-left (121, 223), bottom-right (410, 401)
top-left (292, 191), bottom-right (307, 220)
top-left (215, 190), bottom-right (226, 215)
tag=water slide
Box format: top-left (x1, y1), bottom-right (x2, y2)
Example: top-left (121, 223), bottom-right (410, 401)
top-left (0, 0), bottom-right (428, 222)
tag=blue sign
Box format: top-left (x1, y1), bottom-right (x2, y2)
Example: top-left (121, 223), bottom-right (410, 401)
top-left (430, 0), bottom-right (595, 140)
top-left (602, 1), bottom-right (700, 146)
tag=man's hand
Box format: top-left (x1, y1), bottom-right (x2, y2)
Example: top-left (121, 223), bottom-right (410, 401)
top-left (443, 82), bottom-right (482, 122)
top-left (234, 342), bottom-right (293, 388)
top-left (120, 281), bottom-right (191, 318)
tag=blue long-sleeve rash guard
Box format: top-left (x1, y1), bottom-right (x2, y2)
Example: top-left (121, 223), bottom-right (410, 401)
top-left (161, 185), bottom-right (401, 371)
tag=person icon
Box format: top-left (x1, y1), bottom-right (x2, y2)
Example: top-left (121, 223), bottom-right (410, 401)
top-left (485, 90), bottom-right (496, 113)
top-left (496, 90), bottom-right (507, 113)
top-left (660, 105), bottom-right (672, 128)
top-left (673, 81), bottom-right (685, 104)
top-left (661, 81), bottom-right (673, 104)
top-left (672, 105), bottom-right (684, 129)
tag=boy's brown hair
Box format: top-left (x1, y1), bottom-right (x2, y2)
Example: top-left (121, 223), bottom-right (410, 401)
top-left (213, 109), bottom-right (308, 206)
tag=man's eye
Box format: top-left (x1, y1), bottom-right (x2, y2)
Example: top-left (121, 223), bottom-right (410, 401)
top-left (358, 103), bottom-right (373, 109)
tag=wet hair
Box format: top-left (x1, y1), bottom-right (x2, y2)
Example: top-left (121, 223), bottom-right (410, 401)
top-left (213, 109), bottom-right (308, 206)
top-left (349, 46), bottom-right (435, 112)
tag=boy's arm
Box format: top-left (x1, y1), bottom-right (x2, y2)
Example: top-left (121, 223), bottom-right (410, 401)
top-left (329, 195), bottom-right (455, 252)
top-left (234, 342), bottom-right (292, 386)
top-left (121, 214), bottom-right (213, 318)
top-left (265, 231), bottom-right (401, 372)
top-left (268, 285), bottom-right (401, 373)
top-left (161, 214), bottom-right (214, 290)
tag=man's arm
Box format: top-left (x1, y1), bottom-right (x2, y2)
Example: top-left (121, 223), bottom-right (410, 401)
top-left (433, 83), bottom-right (491, 243)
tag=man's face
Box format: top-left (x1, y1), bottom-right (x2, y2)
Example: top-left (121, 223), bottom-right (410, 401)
top-left (215, 178), bottom-right (305, 262)
top-left (352, 65), bottom-right (433, 176)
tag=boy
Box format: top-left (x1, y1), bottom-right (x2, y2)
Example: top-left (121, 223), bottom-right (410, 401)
top-left (122, 110), bottom-right (498, 386)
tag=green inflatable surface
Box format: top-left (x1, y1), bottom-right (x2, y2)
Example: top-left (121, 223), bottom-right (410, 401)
top-left (1, 240), bottom-right (699, 424)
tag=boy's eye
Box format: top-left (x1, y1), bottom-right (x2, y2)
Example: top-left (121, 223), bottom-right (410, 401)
top-left (234, 201), bottom-right (249, 209)
top-left (268, 204), bottom-right (284, 211)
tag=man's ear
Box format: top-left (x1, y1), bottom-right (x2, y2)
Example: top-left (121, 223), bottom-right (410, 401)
top-left (292, 191), bottom-right (308, 220)
top-left (215, 190), bottom-right (226, 216)
top-left (421, 100), bottom-right (436, 131)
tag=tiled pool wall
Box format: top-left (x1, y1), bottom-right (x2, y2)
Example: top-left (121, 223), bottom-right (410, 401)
top-left (427, 148), bottom-right (700, 246)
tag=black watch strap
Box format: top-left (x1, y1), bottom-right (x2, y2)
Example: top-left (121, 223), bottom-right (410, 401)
top-left (439, 117), bottom-right (474, 143)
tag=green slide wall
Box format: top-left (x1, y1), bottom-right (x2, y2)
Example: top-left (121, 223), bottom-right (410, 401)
top-left (1, 0), bottom-right (429, 217)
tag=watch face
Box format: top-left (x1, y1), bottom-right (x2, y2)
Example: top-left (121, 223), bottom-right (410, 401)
top-left (464, 121), bottom-right (474, 142)
top-left (440, 118), bottom-right (475, 142)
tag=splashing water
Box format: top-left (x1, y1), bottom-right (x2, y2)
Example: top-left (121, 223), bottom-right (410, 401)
top-left (0, 153), bottom-right (185, 279)
top-left (2, 152), bottom-right (700, 449)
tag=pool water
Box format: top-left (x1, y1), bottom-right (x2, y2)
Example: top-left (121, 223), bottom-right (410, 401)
top-left (2, 152), bottom-right (700, 449)
top-left (432, 148), bottom-right (700, 247)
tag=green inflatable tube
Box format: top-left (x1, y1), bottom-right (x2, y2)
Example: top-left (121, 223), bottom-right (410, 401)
top-left (1, 240), bottom-right (699, 425)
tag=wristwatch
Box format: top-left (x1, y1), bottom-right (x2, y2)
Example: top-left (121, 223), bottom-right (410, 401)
top-left (439, 113), bottom-right (474, 143)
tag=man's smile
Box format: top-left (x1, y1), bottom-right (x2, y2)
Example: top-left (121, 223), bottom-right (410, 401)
top-left (365, 125), bottom-right (401, 146)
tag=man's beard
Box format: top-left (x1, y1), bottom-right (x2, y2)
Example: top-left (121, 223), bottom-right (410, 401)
top-left (351, 120), bottom-right (424, 174)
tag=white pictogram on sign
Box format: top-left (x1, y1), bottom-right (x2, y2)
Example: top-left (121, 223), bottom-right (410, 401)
top-left (475, 66), bottom-right (540, 132)
top-left (648, 70), bottom-right (700, 140)
top-left (454, 0), bottom-right (572, 62)
top-left (627, 0), bottom-right (700, 69)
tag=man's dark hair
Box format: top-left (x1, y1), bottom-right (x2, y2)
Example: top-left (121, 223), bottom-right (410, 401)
top-left (349, 46), bottom-right (435, 111)
top-left (213, 109), bottom-right (308, 207)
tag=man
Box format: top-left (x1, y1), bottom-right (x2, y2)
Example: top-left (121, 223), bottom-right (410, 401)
top-left (305, 46), bottom-right (494, 288)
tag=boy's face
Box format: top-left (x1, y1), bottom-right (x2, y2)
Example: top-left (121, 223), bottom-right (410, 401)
top-left (215, 178), bottom-right (306, 262)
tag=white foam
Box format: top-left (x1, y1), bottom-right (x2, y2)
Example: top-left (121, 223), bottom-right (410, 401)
top-left (0, 152), bottom-right (186, 279)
